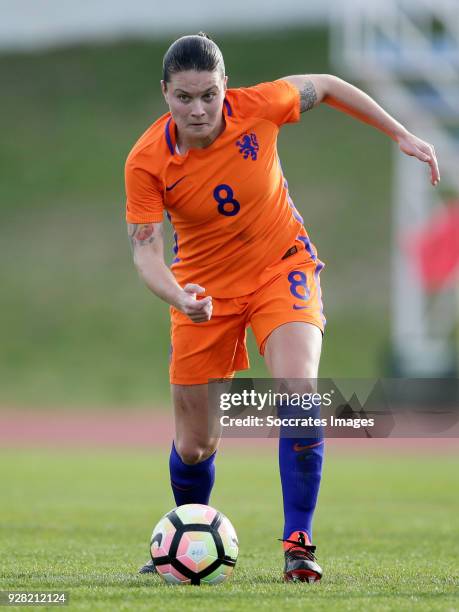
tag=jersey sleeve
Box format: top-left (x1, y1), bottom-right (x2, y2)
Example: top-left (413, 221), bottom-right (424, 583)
top-left (125, 158), bottom-right (164, 224)
top-left (231, 80), bottom-right (300, 127)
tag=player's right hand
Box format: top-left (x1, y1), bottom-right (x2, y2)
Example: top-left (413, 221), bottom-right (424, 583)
top-left (178, 284), bottom-right (213, 323)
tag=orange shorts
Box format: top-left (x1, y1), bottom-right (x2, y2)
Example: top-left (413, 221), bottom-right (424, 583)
top-left (169, 240), bottom-right (325, 385)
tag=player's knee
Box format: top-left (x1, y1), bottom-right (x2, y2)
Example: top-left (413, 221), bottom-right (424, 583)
top-left (278, 378), bottom-right (317, 397)
top-left (175, 441), bottom-right (217, 465)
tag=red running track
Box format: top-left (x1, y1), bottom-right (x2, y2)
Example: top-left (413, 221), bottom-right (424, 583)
top-left (0, 409), bottom-right (457, 453)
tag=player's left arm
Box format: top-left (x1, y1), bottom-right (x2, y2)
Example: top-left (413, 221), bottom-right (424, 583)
top-left (281, 74), bottom-right (440, 186)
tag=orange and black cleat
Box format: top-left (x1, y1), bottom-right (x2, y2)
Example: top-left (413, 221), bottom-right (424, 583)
top-left (280, 531), bottom-right (322, 583)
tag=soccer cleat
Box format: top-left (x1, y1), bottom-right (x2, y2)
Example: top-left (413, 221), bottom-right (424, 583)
top-left (138, 558), bottom-right (157, 574)
top-left (280, 531), bottom-right (322, 583)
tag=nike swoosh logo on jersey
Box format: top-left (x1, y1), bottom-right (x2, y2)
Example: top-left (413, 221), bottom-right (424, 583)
top-left (166, 177), bottom-right (186, 191)
top-left (293, 304), bottom-right (310, 310)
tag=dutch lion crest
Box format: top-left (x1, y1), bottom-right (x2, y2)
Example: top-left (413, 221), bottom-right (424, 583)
top-left (236, 132), bottom-right (259, 160)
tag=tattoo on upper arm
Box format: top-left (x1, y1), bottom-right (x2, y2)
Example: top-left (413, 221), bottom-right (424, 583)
top-left (300, 80), bottom-right (318, 113)
top-left (128, 223), bottom-right (161, 249)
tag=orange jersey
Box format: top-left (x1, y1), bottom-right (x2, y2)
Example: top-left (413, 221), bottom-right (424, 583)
top-left (125, 79), bottom-right (318, 297)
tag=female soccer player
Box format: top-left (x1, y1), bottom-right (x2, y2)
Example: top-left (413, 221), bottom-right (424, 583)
top-left (125, 33), bottom-right (439, 582)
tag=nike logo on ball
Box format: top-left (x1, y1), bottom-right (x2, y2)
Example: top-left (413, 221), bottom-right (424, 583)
top-left (166, 177), bottom-right (186, 191)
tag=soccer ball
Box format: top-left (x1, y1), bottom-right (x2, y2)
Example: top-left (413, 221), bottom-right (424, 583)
top-left (150, 503), bottom-right (238, 585)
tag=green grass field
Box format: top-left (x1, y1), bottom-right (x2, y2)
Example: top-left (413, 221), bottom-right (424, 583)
top-left (1, 449), bottom-right (458, 611)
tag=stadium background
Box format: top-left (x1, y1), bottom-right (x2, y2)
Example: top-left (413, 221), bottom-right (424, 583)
top-left (1, 2), bottom-right (458, 610)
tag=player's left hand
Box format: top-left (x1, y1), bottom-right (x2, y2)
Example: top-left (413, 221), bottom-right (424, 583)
top-left (397, 132), bottom-right (440, 186)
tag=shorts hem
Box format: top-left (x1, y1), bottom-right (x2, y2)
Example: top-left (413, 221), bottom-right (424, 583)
top-left (170, 366), bottom-right (250, 386)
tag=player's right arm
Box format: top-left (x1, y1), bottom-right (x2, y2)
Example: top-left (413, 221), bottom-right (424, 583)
top-left (127, 222), bottom-right (212, 323)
